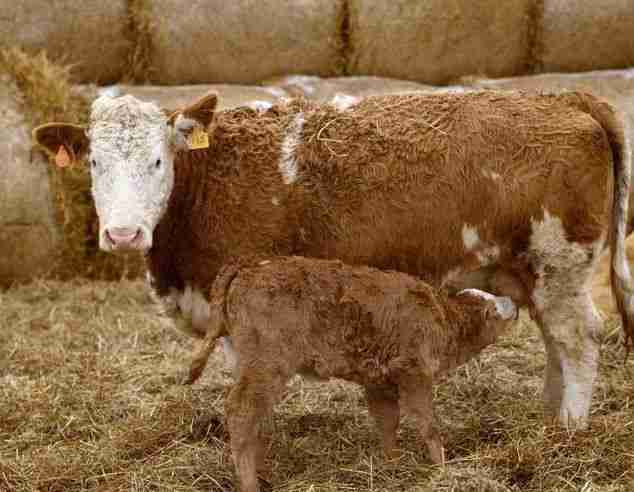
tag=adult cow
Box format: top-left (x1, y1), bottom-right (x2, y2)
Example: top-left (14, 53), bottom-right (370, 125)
top-left (34, 90), bottom-right (633, 429)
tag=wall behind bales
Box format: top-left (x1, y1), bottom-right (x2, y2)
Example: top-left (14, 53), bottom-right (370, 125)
top-left (538, 0), bottom-right (634, 73)
top-left (0, 0), bottom-right (132, 84)
top-left (146, 0), bottom-right (346, 84)
top-left (346, 0), bottom-right (535, 85)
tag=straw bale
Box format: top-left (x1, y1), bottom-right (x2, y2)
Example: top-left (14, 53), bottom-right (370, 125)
top-left (116, 83), bottom-right (289, 112)
top-left (2, 48), bottom-right (144, 281)
top-left (539, 0), bottom-right (634, 73)
top-left (0, 74), bottom-right (57, 285)
top-left (347, 0), bottom-right (533, 85)
top-left (0, 226), bottom-right (56, 286)
top-left (146, 0), bottom-right (345, 84)
top-left (263, 75), bottom-right (438, 102)
top-left (0, 1), bottom-right (132, 83)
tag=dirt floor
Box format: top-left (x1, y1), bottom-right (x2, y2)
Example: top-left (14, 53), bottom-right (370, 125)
top-left (1, 280), bottom-right (633, 491)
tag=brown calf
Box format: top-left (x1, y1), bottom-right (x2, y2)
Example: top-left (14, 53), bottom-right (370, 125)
top-left (187, 256), bottom-right (517, 492)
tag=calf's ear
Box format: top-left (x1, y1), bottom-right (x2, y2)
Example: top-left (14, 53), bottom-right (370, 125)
top-left (32, 123), bottom-right (89, 168)
top-left (167, 92), bottom-right (218, 151)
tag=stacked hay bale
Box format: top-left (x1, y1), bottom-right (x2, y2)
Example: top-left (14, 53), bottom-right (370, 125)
top-left (346, 0), bottom-right (535, 84)
top-left (0, 73), bottom-right (57, 286)
top-left (537, 0), bottom-right (634, 73)
top-left (0, 49), bottom-right (145, 282)
top-left (262, 75), bottom-right (440, 102)
top-left (0, 1), bottom-right (132, 84)
top-left (142, 0), bottom-right (346, 84)
top-left (116, 83), bottom-right (289, 112)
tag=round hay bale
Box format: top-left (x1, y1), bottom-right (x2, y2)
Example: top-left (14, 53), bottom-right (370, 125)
top-left (0, 1), bottom-right (132, 84)
top-left (146, 0), bottom-right (345, 84)
top-left (347, 0), bottom-right (534, 85)
top-left (116, 84), bottom-right (289, 112)
top-left (539, 0), bottom-right (634, 73)
top-left (0, 74), bottom-right (57, 286)
top-left (263, 75), bottom-right (437, 102)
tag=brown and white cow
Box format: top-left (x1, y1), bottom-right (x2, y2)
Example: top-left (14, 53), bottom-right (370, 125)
top-left (33, 90), bottom-right (634, 429)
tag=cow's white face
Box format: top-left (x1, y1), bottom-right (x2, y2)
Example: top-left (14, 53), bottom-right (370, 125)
top-left (33, 92), bottom-right (218, 253)
top-left (88, 95), bottom-right (176, 252)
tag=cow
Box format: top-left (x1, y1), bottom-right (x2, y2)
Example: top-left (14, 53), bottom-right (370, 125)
top-left (33, 90), bottom-right (634, 430)
top-left (184, 255), bottom-right (518, 491)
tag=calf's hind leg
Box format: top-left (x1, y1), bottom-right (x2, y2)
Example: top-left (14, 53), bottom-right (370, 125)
top-left (365, 385), bottom-right (400, 458)
top-left (225, 373), bottom-right (287, 492)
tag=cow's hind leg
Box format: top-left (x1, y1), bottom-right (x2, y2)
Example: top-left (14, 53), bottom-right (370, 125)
top-left (530, 212), bottom-right (604, 429)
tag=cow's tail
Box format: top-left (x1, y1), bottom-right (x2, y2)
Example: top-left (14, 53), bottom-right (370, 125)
top-left (578, 92), bottom-right (634, 353)
top-left (185, 262), bottom-right (241, 384)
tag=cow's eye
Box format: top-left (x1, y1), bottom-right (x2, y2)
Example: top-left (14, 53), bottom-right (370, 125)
top-left (155, 159), bottom-right (161, 169)
top-left (91, 159), bottom-right (97, 168)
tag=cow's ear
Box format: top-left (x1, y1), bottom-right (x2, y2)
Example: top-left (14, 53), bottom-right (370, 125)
top-left (167, 92), bottom-right (217, 151)
top-left (32, 123), bottom-right (89, 168)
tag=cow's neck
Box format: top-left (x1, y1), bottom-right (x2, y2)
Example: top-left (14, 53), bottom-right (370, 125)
top-left (147, 107), bottom-right (300, 297)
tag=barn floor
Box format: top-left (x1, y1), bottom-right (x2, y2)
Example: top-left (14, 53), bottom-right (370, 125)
top-left (1, 280), bottom-right (632, 491)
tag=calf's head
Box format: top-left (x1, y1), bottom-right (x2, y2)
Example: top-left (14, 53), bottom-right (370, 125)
top-left (455, 288), bottom-right (518, 347)
top-left (32, 92), bottom-right (218, 252)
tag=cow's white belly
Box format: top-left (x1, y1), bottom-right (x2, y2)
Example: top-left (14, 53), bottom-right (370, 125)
top-left (147, 275), bottom-right (238, 372)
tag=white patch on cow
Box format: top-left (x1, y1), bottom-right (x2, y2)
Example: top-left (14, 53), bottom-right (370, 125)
top-left (613, 121), bottom-right (632, 285)
top-left (477, 245), bottom-right (500, 266)
top-left (220, 336), bottom-right (239, 376)
top-left (458, 289), bottom-right (517, 320)
top-left (246, 100), bottom-right (273, 112)
top-left (278, 112), bottom-right (304, 185)
top-left (462, 224), bottom-right (480, 251)
top-left (483, 169), bottom-right (501, 180)
top-left (529, 208), bottom-right (603, 428)
top-left (529, 209), bottom-right (594, 311)
top-left (330, 93), bottom-right (360, 111)
top-left (271, 197), bottom-right (280, 206)
top-left (275, 75), bottom-right (320, 95)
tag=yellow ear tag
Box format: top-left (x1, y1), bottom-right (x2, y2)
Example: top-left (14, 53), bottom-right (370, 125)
top-left (188, 127), bottom-right (209, 150)
top-left (55, 145), bottom-right (71, 168)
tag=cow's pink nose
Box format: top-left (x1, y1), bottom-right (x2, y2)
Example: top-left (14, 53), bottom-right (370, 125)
top-left (105, 227), bottom-right (142, 248)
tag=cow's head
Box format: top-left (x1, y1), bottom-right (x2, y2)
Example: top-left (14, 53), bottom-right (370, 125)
top-left (33, 92), bottom-right (217, 252)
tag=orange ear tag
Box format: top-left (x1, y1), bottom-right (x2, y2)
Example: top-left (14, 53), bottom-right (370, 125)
top-left (187, 127), bottom-right (209, 150)
top-left (55, 145), bottom-right (71, 168)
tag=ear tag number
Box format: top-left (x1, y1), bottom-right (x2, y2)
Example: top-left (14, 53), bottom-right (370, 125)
top-left (55, 145), bottom-right (71, 168)
top-left (188, 127), bottom-right (209, 150)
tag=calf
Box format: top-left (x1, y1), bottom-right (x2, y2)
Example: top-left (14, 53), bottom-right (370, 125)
top-left (187, 256), bottom-right (517, 492)
top-left (33, 90), bottom-right (634, 428)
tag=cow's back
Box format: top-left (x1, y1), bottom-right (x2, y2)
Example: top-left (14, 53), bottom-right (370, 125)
top-left (293, 91), bottom-right (613, 285)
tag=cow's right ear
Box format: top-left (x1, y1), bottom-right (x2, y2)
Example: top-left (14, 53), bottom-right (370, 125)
top-left (32, 123), bottom-right (89, 168)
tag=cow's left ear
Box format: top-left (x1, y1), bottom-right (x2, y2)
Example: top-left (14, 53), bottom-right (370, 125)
top-left (32, 123), bottom-right (89, 167)
top-left (168, 92), bottom-right (218, 151)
